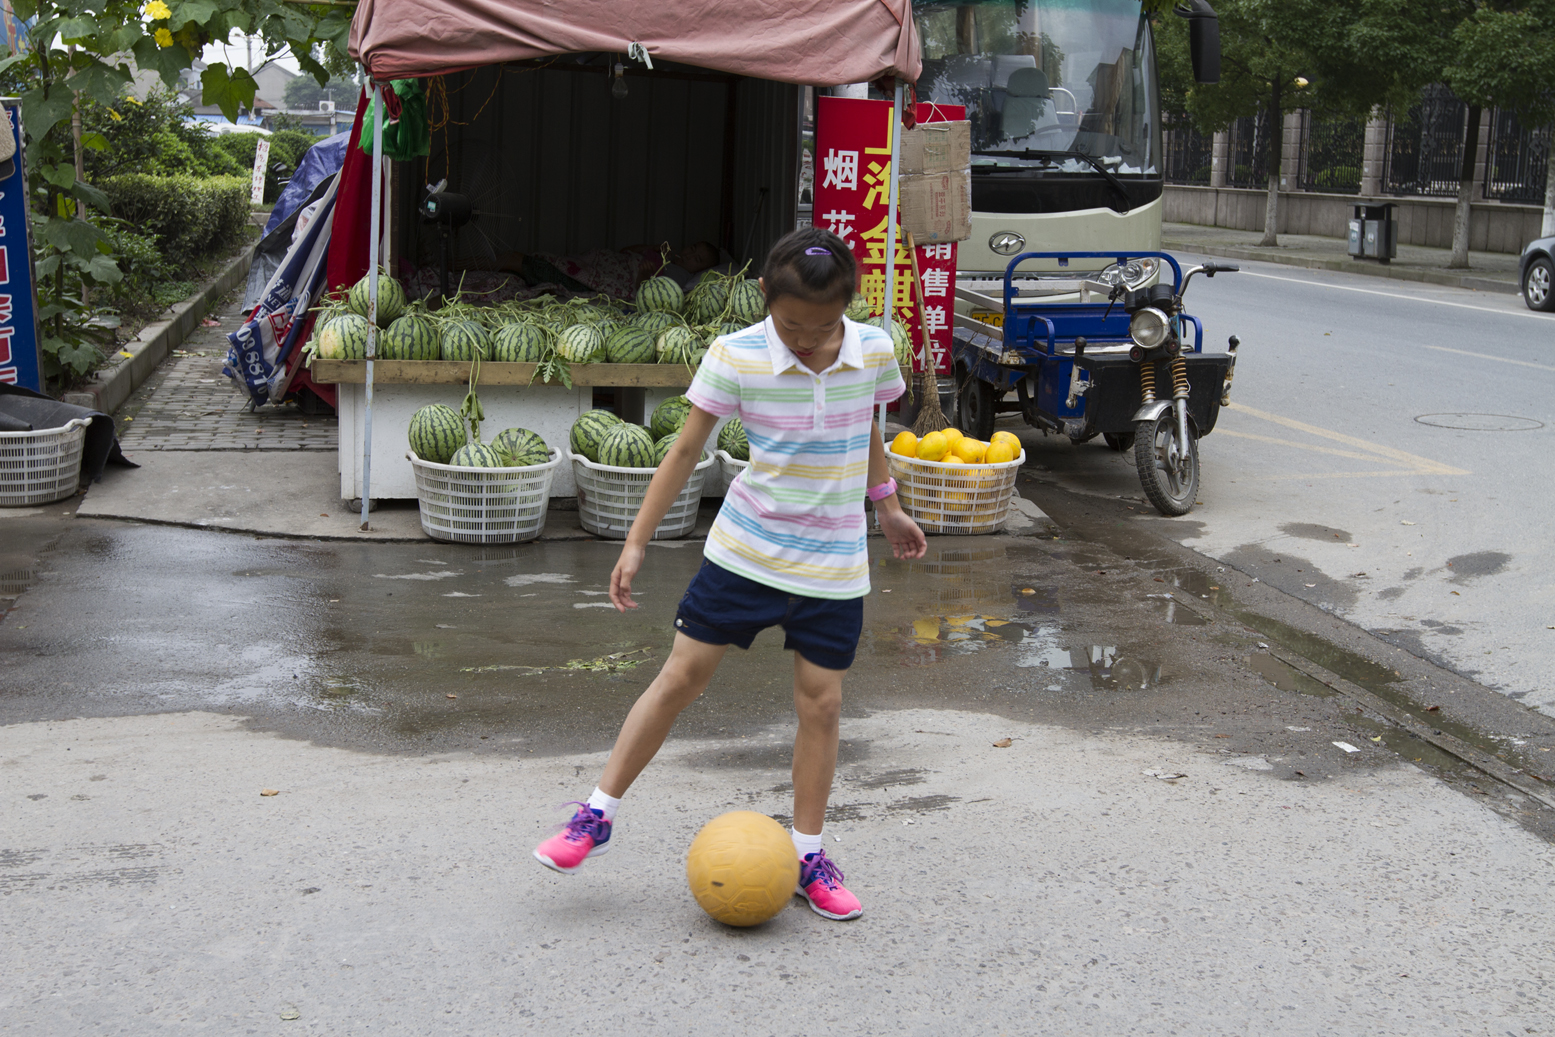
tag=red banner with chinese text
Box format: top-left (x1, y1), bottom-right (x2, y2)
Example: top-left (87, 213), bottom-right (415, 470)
top-left (813, 97), bottom-right (963, 376)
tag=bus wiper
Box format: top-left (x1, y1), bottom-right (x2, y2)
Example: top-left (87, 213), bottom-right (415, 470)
top-left (973, 149), bottom-right (1133, 210)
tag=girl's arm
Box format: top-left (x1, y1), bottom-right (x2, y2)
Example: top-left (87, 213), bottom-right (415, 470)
top-left (609, 406), bottom-right (722, 611)
top-left (868, 429), bottom-right (927, 561)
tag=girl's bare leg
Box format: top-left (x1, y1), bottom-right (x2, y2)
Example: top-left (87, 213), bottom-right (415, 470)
top-left (790, 654), bottom-right (845, 835)
top-left (597, 633), bottom-right (727, 798)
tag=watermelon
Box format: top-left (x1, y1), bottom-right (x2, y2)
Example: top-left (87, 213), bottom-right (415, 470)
top-left (382, 314), bottom-right (440, 361)
top-left (652, 430), bottom-right (680, 466)
top-left (845, 292), bottom-right (871, 321)
top-left (441, 320), bottom-right (489, 362)
top-left (316, 314), bottom-right (371, 360)
top-left (650, 395), bottom-right (693, 441)
top-left (687, 279), bottom-right (729, 323)
top-left (656, 325), bottom-right (699, 365)
top-left (490, 322), bottom-right (548, 363)
top-left (633, 310), bottom-right (680, 336)
top-left (490, 427), bottom-right (549, 467)
top-left (605, 326), bottom-right (657, 365)
top-left (569, 408), bottom-right (623, 462)
top-left (718, 416), bottom-right (749, 461)
top-left (409, 403), bottom-right (467, 464)
top-left (557, 324), bottom-right (605, 363)
top-left (348, 270), bottom-right (407, 327)
top-left (636, 276), bottom-right (684, 314)
top-left (868, 316), bottom-right (914, 366)
top-left (449, 442), bottom-right (504, 468)
top-left (728, 279), bottom-right (765, 324)
top-left (718, 321), bottom-right (746, 337)
top-left (689, 348), bottom-right (707, 367)
top-left (596, 423), bottom-right (657, 468)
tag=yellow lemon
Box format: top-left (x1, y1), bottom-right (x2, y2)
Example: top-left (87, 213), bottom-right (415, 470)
top-left (939, 427), bottom-right (965, 449)
top-left (990, 431), bottom-right (1021, 452)
top-left (890, 430), bottom-right (919, 458)
top-left (985, 441), bottom-right (1016, 464)
top-left (916, 431), bottom-right (949, 461)
top-left (951, 438), bottom-right (986, 464)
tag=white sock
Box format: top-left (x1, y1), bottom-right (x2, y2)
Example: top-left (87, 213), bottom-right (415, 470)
top-left (587, 787), bottom-right (621, 822)
top-left (791, 827), bottom-right (823, 859)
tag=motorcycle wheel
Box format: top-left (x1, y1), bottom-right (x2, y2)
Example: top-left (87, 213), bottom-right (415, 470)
top-left (1133, 412), bottom-right (1199, 515)
top-left (1103, 432), bottom-right (1134, 452)
top-left (956, 370), bottom-right (998, 440)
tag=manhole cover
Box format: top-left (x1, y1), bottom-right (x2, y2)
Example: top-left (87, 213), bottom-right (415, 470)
top-left (1414, 413), bottom-right (1545, 431)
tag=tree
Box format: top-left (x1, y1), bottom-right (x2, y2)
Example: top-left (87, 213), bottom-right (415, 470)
top-left (3, 0), bottom-right (354, 387)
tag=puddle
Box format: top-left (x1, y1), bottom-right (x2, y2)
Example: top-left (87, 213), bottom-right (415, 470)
top-left (1247, 653), bottom-right (1337, 698)
top-left (1144, 595), bottom-right (1210, 626)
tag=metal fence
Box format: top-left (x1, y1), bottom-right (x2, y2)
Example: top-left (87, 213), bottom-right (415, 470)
top-left (1383, 83), bottom-right (1465, 197)
top-left (1225, 111), bottom-right (1270, 189)
top-left (1484, 109), bottom-right (1549, 205)
top-left (1163, 121), bottom-right (1213, 184)
top-left (1297, 114), bottom-right (1364, 194)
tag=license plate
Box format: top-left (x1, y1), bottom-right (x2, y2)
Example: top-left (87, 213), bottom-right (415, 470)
top-left (970, 310), bottom-right (1005, 328)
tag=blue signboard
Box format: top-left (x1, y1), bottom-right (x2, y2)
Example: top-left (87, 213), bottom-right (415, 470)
top-left (0, 100), bottom-right (42, 391)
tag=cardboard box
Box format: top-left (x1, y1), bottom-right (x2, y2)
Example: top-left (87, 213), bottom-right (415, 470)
top-left (900, 121), bottom-right (971, 175)
top-left (899, 170), bottom-right (971, 243)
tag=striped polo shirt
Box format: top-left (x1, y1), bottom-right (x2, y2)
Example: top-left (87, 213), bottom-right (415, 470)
top-left (687, 316), bottom-right (905, 600)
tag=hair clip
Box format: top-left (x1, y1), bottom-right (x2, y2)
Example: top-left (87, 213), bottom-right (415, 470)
top-left (804, 247), bottom-right (831, 256)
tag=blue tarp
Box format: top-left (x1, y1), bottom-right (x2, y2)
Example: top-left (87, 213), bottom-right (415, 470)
top-left (263, 131), bottom-right (351, 237)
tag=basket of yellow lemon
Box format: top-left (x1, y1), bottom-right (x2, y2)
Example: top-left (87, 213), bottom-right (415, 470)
top-left (885, 427), bottom-right (1025, 535)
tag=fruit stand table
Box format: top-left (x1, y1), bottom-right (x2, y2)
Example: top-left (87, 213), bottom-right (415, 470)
top-left (313, 360), bottom-right (699, 500)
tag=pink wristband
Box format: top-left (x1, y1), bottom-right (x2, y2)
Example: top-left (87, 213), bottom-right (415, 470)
top-left (866, 477), bottom-right (897, 502)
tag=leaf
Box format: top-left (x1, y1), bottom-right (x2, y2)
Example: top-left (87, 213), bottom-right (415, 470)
top-left (131, 36), bottom-right (193, 87)
top-left (41, 216), bottom-right (105, 256)
top-left (170, 0), bottom-right (220, 32)
top-left (54, 15), bottom-right (98, 41)
top-left (70, 179), bottom-right (111, 213)
top-left (200, 64), bottom-right (258, 122)
top-left (19, 85), bottom-right (75, 139)
top-left (260, 788), bottom-right (280, 797)
top-left (40, 163), bottom-right (75, 189)
top-left (992, 737), bottom-right (1012, 748)
top-left (78, 130), bottom-right (110, 153)
top-left (82, 253), bottom-right (122, 285)
top-left (55, 193), bottom-right (76, 218)
top-left (65, 61), bottom-right (132, 106)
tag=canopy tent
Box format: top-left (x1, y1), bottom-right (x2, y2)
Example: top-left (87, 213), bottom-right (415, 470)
top-left (348, 0), bottom-right (920, 86)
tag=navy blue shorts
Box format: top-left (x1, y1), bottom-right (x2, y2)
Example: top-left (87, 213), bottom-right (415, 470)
top-left (674, 560), bottom-right (864, 672)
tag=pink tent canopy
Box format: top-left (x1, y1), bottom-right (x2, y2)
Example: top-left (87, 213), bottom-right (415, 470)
top-left (347, 0), bottom-right (921, 86)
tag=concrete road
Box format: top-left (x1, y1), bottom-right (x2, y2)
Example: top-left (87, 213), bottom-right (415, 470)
top-left (6, 521), bottom-right (1555, 1034)
top-left (1011, 256), bottom-right (1555, 713)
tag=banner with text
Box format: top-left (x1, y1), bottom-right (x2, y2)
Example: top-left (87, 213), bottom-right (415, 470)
top-left (813, 97), bottom-right (962, 375)
top-left (0, 103), bottom-right (42, 391)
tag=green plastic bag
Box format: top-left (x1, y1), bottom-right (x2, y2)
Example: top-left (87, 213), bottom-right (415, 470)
top-left (358, 79), bottom-right (430, 160)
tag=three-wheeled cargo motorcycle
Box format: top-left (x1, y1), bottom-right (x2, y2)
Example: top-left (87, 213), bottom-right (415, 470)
top-left (949, 251), bottom-right (1241, 515)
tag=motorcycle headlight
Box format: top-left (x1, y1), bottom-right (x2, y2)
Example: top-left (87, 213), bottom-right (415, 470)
top-left (1098, 258), bottom-right (1161, 289)
top-left (1129, 306), bottom-right (1171, 349)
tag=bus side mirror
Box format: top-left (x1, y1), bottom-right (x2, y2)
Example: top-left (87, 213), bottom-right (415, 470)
top-left (1175, 0), bottom-right (1221, 85)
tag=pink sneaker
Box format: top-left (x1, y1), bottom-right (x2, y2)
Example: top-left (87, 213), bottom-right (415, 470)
top-left (533, 804), bottom-right (612, 874)
top-left (796, 849), bottom-right (862, 920)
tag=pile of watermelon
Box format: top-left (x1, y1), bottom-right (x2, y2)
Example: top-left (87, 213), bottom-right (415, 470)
top-left (568, 395), bottom-right (702, 469)
top-left (408, 403), bottom-right (551, 469)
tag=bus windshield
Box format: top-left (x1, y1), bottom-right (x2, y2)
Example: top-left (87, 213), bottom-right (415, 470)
top-left (914, 0), bottom-right (1160, 177)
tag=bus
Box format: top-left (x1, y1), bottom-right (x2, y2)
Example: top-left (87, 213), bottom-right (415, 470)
top-left (913, 0), bottom-right (1216, 288)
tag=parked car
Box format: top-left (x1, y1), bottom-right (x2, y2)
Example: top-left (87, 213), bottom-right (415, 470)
top-left (1520, 234), bottom-right (1555, 312)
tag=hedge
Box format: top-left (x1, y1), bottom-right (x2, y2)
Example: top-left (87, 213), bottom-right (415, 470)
top-left (101, 174), bottom-right (251, 269)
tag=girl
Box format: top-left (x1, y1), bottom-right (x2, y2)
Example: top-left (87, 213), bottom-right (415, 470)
top-left (534, 227), bottom-right (927, 920)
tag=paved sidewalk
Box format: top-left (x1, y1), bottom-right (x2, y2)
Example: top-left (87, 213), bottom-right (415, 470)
top-left (1163, 222), bottom-right (1524, 295)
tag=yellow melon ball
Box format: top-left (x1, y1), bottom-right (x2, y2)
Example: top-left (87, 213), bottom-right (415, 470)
top-left (951, 438), bottom-right (986, 464)
top-left (985, 441), bottom-right (1016, 464)
top-left (990, 431), bottom-right (1021, 451)
top-left (916, 431), bottom-right (950, 461)
top-left (939, 427), bottom-right (965, 449)
top-left (890, 430), bottom-right (919, 457)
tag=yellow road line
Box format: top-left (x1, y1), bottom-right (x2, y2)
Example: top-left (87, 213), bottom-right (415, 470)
top-left (1224, 402), bottom-right (1471, 476)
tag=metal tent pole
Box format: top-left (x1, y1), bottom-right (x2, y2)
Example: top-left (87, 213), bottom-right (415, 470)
top-left (360, 80), bottom-right (385, 531)
top-left (880, 80), bottom-right (903, 434)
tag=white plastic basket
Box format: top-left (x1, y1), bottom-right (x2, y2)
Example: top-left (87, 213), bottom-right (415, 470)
top-left (1, 417), bottom-right (91, 507)
top-left (572, 449), bottom-right (714, 540)
top-left (715, 449), bottom-right (750, 494)
top-left (408, 449), bottom-right (562, 544)
top-left (886, 447), bottom-right (1026, 535)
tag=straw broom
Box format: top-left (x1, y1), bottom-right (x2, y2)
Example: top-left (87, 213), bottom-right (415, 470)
top-left (906, 231), bottom-right (948, 435)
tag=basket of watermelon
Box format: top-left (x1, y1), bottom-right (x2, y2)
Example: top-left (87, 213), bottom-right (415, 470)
top-left (406, 405), bottom-right (561, 544)
top-left (568, 403), bottom-right (713, 540)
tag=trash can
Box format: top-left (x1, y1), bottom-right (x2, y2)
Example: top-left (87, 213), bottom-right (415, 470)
top-left (1348, 203), bottom-right (1397, 264)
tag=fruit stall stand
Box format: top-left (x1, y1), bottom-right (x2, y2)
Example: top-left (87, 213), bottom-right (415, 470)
top-left (313, 0), bottom-right (922, 525)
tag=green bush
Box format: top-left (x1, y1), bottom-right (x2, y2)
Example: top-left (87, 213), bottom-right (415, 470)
top-left (82, 91), bottom-right (239, 179)
top-left (100, 174), bottom-right (251, 268)
top-left (268, 130), bottom-right (319, 170)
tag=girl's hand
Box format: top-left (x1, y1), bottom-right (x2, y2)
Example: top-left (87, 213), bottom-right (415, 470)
top-left (610, 543), bottom-right (647, 611)
top-left (878, 506), bottom-right (927, 560)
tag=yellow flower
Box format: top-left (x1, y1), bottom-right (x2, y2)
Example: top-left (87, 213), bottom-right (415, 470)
top-left (143, 0), bottom-right (171, 19)
top-left (154, 27), bottom-right (172, 47)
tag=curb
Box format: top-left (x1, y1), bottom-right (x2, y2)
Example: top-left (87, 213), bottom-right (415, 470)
top-left (1162, 239), bottom-right (1521, 297)
top-left (62, 247), bottom-right (255, 415)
